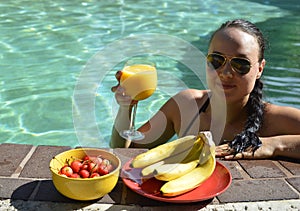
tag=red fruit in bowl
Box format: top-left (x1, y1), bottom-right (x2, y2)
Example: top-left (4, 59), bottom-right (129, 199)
top-left (106, 164), bottom-right (113, 172)
top-left (98, 164), bottom-right (109, 175)
top-left (90, 172), bottom-right (100, 178)
top-left (58, 172), bottom-right (68, 178)
top-left (88, 162), bottom-right (98, 173)
top-left (79, 169), bottom-right (90, 178)
top-left (70, 160), bottom-right (83, 173)
top-left (61, 166), bottom-right (73, 177)
top-left (101, 158), bottom-right (110, 166)
top-left (83, 155), bottom-right (90, 161)
top-left (70, 173), bottom-right (80, 178)
top-left (81, 164), bottom-right (89, 171)
top-left (90, 156), bottom-right (100, 164)
top-left (95, 156), bottom-right (103, 165)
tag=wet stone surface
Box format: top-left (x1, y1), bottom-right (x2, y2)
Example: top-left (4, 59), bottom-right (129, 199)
top-left (0, 143), bottom-right (299, 209)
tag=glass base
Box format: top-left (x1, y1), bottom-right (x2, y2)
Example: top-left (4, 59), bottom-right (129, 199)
top-left (120, 130), bottom-right (145, 141)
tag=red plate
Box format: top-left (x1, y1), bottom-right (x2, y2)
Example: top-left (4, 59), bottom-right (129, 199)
top-left (121, 159), bottom-right (232, 203)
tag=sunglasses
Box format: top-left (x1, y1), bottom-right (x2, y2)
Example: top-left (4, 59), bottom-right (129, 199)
top-left (207, 53), bottom-right (252, 75)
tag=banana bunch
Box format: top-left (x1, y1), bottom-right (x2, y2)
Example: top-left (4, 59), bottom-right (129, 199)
top-left (131, 131), bottom-right (216, 197)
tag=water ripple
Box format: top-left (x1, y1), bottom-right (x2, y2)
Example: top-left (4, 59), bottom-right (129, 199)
top-left (0, 0), bottom-right (299, 147)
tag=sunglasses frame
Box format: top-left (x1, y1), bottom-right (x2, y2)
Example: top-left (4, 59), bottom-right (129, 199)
top-left (206, 53), bottom-right (252, 75)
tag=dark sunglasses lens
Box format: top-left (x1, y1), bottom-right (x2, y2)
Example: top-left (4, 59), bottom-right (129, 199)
top-left (207, 54), bottom-right (225, 70)
top-left (231, 58), bottom-right (251, 74)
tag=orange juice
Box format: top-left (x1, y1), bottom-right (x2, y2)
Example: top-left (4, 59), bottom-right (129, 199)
top-left (120, 64), bottom-right (157, 101)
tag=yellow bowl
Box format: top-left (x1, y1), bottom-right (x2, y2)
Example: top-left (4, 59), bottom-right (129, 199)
top-left (49, 148), bottom-right (121, 201)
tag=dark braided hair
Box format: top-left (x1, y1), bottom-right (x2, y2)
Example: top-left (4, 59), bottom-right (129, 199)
top-left (210, 19), bottom-right (267, 155)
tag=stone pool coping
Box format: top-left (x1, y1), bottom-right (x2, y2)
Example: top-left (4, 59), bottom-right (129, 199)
top-left (0, 143), bottom-right (300, 210)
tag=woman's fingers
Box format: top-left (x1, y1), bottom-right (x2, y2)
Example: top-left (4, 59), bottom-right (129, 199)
top-left (111, 71), bottom-right (122, 93)
top-left (111, 70), bottom-right (130, 105)
top-left (111, 85), bottom-right (118, 92)
top-left (216, 145), bottom-right (264, 160)
top-left (111, 70), bottom-right (138, 106)
top-left (224, 150), bottom-right (258, 160)
top-left (115, 87), bottom-right (130, 101)
top-left (215, 144), bottom-right (232, 156)
top-left (115, 70), bottom-right (122, 81)
top-left (216, 144), bottom-right (254, 160)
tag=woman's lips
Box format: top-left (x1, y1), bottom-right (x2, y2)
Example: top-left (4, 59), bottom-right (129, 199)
top-left (216, 82), bottom-right (236, 90)
top-left (222, 84), bottom-right (236, 89)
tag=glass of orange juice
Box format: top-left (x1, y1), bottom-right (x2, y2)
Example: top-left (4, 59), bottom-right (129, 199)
top-left (119, 57), bottom-right (157, 141)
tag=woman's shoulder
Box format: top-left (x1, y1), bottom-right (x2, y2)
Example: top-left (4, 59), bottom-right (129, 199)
top-left (160, 89), bottom-right (209, 115)
top-left (174, 89), bottom-right (210, 100)
top-left (263, 103), bottom-right (300, 133)
top-left (265, 103), bottom-right (300, 117)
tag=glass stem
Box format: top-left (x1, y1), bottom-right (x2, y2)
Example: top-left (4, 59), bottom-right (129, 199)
top-left (129, 103), bottom-right (138, 133)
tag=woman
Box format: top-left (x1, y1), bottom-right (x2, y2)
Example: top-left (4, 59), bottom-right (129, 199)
top-left (111, 19), bottom-right (300, 160)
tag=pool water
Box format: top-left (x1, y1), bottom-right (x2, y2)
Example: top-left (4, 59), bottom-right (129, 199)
top-left (1, 0), bottom-right (299, 147)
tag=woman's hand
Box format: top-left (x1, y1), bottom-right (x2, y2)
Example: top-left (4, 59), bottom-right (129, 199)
top-left (111, 71), bottom-right (137, 106)
top-left (215, 137), bottom-right (275, 160)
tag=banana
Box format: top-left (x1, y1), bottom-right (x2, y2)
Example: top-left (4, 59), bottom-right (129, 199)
top-left (131, 135), bottom-right (196, 168)
top-left (140, 133), bottom-right (205, 177)
top-left (154, 160), bottom-right (198, 181)
top-left (141, 136), bottom-right (204, 176)
top-left (141, 160), bottom-right (164, 177)
top-left (152, 135), bottom-right (205, 180)
top-left (181, 133), bottom-right (205, 163)
top-left (160, 154), bottom-right (216, 197)
top-left (131, 131), bottom-right (216, 197)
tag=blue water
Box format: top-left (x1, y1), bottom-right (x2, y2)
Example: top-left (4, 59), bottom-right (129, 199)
top-left (0, 0), bottom-right (299, 147)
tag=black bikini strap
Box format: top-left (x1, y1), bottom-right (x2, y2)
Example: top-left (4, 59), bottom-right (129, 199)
top-left (198, 96), bottom-right (210, 114)
top-left (181, 95), bottom-right (210, 137)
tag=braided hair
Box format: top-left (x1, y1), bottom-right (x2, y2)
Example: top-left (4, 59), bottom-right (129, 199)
top-left (210, 19), bottom-right (267, 154)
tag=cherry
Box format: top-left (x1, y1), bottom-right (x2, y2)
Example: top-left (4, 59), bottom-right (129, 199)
top-left (106, 164), bottom-right (113, 172)
top-left (95, 156), bottom-right (103, 165)
top-left (88, 162), bottom-right (98, 173)
top-left (70, 173), bottom-right (80, 178)
top-left (79, 169), bottom-right (90, 178)
top-left (60, 166), bottom-right (73, 177)
top-left (90, 172), bottom-right (100, 178)
top-left (70, 160), bottom-right (83, 173)
top-left (81, 164), bottom-right (89, 171)
top-left (58, 154), bottom-right (114, 179)
top-left (102, 158), bottom-right (110, 165)
top-left (98, 164), bottom-right (109, 175)
top-left (83, 155), bottom-right (91, 161)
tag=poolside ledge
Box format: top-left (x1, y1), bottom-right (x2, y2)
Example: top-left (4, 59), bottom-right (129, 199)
top-left (0, 143), bottom-right (300, 210)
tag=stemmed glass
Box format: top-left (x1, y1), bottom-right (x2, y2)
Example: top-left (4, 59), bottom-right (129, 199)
top-left (119, 58), bottom-right (157, 141)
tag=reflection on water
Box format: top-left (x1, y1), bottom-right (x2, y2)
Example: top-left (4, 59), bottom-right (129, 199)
top-left (264, 70), bottom-right (300, 107)
top-left (0, 0), bottom-right (299, 147)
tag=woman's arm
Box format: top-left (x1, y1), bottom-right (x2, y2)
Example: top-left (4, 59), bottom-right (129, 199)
top-left (268, 135), bottom-right (300, 159)
top-left (110, 96), bottom-right (178, 149)
top-left (110, 88), bottom-right (208, 148)
top-left (216, 135), bottom-right (300, 160)
top-left (110, 105), bottom-right (132, 148)
top-left (216, 104), bottom-right (300, 160)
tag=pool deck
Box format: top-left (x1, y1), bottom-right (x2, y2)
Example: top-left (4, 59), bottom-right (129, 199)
top-left (0, 143), bottom-right (300, 210)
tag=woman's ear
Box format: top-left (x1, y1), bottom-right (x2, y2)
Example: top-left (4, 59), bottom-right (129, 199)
top-left (257, 59), bottom-right (266, 79)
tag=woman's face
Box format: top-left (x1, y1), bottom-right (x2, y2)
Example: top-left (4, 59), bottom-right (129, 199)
top-left (207, 27), bottom-right (265, 105)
